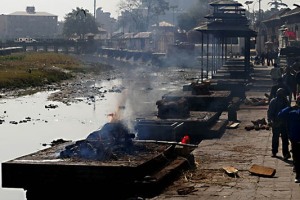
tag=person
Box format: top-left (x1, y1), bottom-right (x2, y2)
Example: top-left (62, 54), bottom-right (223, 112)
top-left (254, 54), bottom-right (260, 65)
top-left (267, 88), bottom-right (291, 160)
top-left (278, 95), bottom-right (300, 183)
top-left (260, 52), bottom-right (265, 66)
top-left (291, 59), bottom-right (300, 72)
top-left (283, 66), bottom-right (297, 102)
top-left (266, 51), bottom-right (273, 66)
top-left (268, 78), bottom-right (291, 103)
top-left (270, 63), bottom-right (282, 84)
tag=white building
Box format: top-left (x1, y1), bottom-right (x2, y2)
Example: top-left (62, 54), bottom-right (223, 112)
top-left (0, 6), bottom-right (58, 40)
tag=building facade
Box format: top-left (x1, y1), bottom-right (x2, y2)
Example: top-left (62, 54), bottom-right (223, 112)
top-left (261, 7), bottom-right (300, 51)
top-left (0, 6), bottom-right (58, 40)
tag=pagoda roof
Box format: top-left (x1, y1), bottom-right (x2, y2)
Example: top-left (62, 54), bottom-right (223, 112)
top-left (194, 22), bottom-right (257, 37)
top-left (209, 0), bottom-right (243, 7)
top-left (262, 8), bottom-right (291, 23)
top-left (280, 7), bottom-right (300, 18)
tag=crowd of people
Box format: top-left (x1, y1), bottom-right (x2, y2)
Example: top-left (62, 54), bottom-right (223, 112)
top-left (266, 57), bottom-right (300, 183)
top-left (254, 50), bottom-right (279, 66)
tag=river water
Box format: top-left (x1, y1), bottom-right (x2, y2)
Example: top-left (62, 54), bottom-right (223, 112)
top-left (0, 87), bottom-right (122, 199)
top-left (0, 62), bottom-right (203, 199)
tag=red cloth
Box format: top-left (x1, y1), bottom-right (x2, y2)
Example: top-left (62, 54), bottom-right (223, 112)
top-left (284, 31), bottom-right (296, 40)
top-left (181, 135), bottom-right (190, 144)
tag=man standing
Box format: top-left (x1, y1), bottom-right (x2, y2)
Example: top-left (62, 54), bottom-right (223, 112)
top-left (283, 66), bottom-right (297, 102)
top-left (278, 96), bottom-right (300, 183)
top-left (267, 88), bottom-right (291, 160)
top-left (268, 78), bottom-right (291, 103)
top-left (270, 63), bottom-right (282, 84)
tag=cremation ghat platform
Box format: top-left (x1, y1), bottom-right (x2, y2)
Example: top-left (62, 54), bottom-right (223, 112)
top-left (135, 111), bottom-right (226, 141)
top-left (162, 90), bottom-right (231, 111)
top-left (2, 141), bottom-right (191, 200)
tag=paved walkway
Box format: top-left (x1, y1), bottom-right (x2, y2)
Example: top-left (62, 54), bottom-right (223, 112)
top-left (151, 64), bottom-right (300, 199)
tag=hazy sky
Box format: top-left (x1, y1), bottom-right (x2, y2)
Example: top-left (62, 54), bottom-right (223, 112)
top-left (0, 0), bottom-right (297, 21)
top-left (0, 0), bottom-right (121, 20)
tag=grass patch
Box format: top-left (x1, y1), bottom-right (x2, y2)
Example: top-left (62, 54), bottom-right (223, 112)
top-left (0, 52), bottom-right (81, 89)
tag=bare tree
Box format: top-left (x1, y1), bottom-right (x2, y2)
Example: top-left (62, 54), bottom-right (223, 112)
top-left (118, 0), bottom-right (169, 32)
top-left (118, 0), bottom-right (146, 32)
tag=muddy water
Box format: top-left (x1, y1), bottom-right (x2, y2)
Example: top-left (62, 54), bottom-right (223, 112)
top-left (0, 65), bottom-right (201, 199)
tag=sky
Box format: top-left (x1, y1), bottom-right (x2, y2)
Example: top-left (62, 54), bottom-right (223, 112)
top-left (0, 0), bottom-right (121, 21)
top-left (0, 0), bottom-right (297, 21)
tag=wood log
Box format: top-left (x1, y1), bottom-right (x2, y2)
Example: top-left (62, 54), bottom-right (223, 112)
top-left (249, 164), bottom-right (276, 177)
top-left (133, 140), bottom-right (198, 148)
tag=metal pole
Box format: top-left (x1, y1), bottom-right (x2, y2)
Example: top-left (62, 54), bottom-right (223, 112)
top-left (258, 0), bottom-right (261, 21)
top-left (94, 0), bottom-right (96, 19)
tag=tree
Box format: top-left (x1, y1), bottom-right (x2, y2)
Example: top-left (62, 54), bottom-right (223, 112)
top-left (177, 0), bottom-right (210, 32)
top-left (63, 7), bottom-right (98, 39)
top-left (118, 0), bottom-right (169, 32)
top-left (143, 0), bottom-right (169, 27)
top-left (267, 0), bottom-right (288, 10)
top-left (118, 0), bottom-right (146, 32)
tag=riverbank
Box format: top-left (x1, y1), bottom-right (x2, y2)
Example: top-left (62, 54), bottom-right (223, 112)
top-left (0, 52), bottom-right (116, 98)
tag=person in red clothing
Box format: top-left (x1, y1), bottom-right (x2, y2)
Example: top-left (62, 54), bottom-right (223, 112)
top-left (278, 95), bottom-right (300, 183)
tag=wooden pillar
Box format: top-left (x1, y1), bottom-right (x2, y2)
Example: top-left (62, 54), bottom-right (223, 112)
top-left (245, 36), bottom-right (251, 73)
top-left (206, 34), bottom-right (209, 79)
top-left (221, 37), bottom-right (224, 65)
top-left (225, 38), bottom-right (228, 61)
top-left (201, 33), bottom-right (204, 82)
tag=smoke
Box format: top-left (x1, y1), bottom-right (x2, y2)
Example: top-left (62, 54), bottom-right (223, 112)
top-left (116, 66), bottom-right (162, 131)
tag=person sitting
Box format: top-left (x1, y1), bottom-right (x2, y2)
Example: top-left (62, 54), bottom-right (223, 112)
top-left (270, 63), bottom-right (282, 84)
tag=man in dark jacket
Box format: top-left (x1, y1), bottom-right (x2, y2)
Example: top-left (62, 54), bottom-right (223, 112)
top-left (267, 88), bottom-right (291, 160)
top-left (278, 95), bottom-right (300, 183)
top-left (269, 78), bottom-right (291, 103)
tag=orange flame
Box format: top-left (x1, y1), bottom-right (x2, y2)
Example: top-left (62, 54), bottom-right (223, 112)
top-left (107, 112), bottom-right (120, 123)
top-left (107, 88), bottom-right (129, 123)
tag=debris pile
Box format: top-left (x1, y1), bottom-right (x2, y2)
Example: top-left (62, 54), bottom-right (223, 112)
top-left (156, 97), bottom-right (189, 119)
top-left (190, 81), bottom-right (211, 95)
top-left (244, 97), bottom-right (268, 106)
top-left (245, 118), bottom-right (270, 131)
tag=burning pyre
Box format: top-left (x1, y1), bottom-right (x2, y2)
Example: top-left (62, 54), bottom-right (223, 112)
top-left (59, 120), bottom-right (135, 161)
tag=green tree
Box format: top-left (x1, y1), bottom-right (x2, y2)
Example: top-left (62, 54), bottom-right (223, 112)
top-left (63, 7), bottom-right (98, 39)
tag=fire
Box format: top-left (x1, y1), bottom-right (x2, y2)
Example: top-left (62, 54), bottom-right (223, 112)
top-left (107, 89), bottom-right (128, 123)
top-left (107, 112), bottom-right (120, 123)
